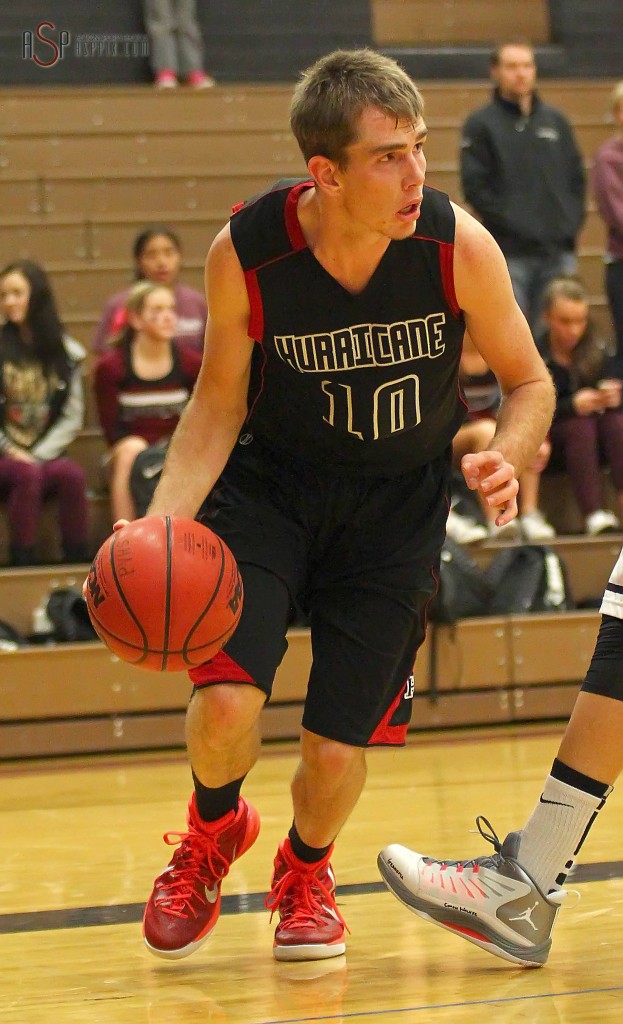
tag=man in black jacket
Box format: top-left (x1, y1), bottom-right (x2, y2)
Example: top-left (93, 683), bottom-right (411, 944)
top-left (460, 41), bottom-right (586, 337)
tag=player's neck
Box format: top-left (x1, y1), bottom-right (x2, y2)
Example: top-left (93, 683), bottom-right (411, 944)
top-left (298, 190), bottom-right (390, 294)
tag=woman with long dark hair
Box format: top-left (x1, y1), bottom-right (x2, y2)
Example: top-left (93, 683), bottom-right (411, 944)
top-left (0, 260), bottom-right (89, 565)
top-left (92, 224), bottom-right (207, 353)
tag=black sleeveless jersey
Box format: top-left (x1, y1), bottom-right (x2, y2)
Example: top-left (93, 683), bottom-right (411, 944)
top-left (230, 179), bottom-right (467, 476)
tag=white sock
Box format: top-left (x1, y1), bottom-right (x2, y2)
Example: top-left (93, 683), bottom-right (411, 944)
top-left (517, 774), bottom-right (610, 894)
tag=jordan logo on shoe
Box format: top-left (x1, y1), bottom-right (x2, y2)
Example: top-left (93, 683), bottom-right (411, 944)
top-left (508, 901), bottom-right (540, 931)
top-left (539, 796), bottom-right (573, 808)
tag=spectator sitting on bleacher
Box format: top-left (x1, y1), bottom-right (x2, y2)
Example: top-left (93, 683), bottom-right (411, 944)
top-left (592, 80), bottom-right (623, 378)
top-left (447, 332), bottom-right (555, 544)
top-left (94, 281), bottom-right (202, 523)
top-left (0, 260), bottom-right (89, 567)
top-left (92, 224), bottom-right (207, 354)
top-left (542, 276), bottom-right (623, 535)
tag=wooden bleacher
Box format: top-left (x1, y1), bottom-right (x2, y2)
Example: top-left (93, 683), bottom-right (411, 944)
top-left (0, 73), bottom-right (620, 755)
top-left (0, 533), bottom-right (619, 758)
top-left (372, 0), bottom-right (550, 47)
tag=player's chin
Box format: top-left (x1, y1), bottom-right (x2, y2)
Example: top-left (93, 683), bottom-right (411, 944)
top-left (389, 218), bottom-right (418, 239)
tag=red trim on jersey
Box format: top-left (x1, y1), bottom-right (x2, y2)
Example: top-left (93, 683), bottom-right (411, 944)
top-left (408, 234), bottom-right (461, 319)
top-left (189, 650), bottom-right (255, 688)
top-left (231, 200), bottom-right (245, 214)
top-left (368, 679), bottom-right (410, 746)
top-left (284, 181), bottom-right (314, 250)
top-left (439, 241), bottom-right (461, 318)
top-left (245, 269), bottom-right (264, 341)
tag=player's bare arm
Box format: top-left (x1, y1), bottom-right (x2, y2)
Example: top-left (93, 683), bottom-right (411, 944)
top-left (147, 225), bottom-right (255, 519)
top-left (452, 204), bottom-right (555, 523)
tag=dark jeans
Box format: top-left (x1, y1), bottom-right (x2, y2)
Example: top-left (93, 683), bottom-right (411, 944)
top-left (606, 260), bottom-right (623, 376)
top-left (506, 251), bottom-right (577, 342)
top-left (0, 455), bottom-right (88, 551)
top-left (549, 411), bottom-right (623, 515)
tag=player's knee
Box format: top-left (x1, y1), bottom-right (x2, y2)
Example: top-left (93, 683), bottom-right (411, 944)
top-left (301, 733), bottom-right (365, 782)
top-left (193, 683), bottom-right (264, 747)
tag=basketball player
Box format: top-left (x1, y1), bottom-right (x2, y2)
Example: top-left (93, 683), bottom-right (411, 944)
top-left (130, 48), bottom-right (555, 962)
top-left (379, 552), bottom-right (623, 967)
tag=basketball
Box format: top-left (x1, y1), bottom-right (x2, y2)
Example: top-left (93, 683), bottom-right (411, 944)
top-left (85, 516), bottom-right (243, 671)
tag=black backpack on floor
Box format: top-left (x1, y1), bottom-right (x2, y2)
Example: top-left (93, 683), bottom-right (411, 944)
top-left (485, 544), bottom-right (574, 615)
top-left (428, 538), bottom-right (493, 624)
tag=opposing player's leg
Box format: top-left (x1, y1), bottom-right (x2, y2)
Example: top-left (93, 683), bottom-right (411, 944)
top-left (143, 563), bottom-right (292, 959)
top-left (379, 546), bottom-right (623, 967)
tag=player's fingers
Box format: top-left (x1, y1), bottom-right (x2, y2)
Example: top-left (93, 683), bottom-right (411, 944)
top-left (479, 465), bottom-right (516, 496)
top-left (493, 498), bottom-right (519, 527)
top-left (482, 477), bottom-right (519, 508)
top-left (461, 451), bottom-right (504, 489)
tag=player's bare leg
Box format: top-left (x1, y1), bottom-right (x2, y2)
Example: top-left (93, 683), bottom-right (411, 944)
top-left (143, 684), bottom-right (264, 959)
top-left (266, 730), bottom-right (365, 961)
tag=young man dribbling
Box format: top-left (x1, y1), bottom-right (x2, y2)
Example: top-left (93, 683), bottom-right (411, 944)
top-left (117, 48), bottom-right (555, 962)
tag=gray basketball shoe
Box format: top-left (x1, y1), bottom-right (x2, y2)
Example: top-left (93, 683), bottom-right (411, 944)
top-left (378, 817), bottom-right (567, 967)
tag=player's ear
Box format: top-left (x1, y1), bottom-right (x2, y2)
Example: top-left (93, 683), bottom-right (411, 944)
top-left (308, 155), bottom-right (341, 195)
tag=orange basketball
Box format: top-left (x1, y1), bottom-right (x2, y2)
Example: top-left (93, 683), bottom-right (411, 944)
top-left (85, 516), bottom-right (243, 671)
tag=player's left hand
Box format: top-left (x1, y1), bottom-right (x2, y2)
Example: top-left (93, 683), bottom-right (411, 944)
top-left (461, 450), bottom-right (519, 527)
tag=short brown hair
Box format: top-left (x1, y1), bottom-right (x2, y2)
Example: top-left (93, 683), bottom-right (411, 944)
top-left (542, 275), bottom-right (588, 311)
top-left (490, 40), bottom-right (535, 68)
top-left (290, 48), bottom-right (424, 167)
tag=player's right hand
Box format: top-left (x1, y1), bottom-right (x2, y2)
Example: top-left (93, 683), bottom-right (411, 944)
top-left (82, 520), bottom-right (131, 596)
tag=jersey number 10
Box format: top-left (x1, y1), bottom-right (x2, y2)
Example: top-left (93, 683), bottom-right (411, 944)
top-left (321, 374), bottom-right (421, 441)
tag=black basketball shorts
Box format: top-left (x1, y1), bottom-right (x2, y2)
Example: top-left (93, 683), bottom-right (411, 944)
top-left (190, 438), bottom-right (450, 747)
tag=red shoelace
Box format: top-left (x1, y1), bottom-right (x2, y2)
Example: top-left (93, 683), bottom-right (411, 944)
top-left (265, 867), bottom-right (349, 932)
top-left (153, 823), bottom-right (229, 919)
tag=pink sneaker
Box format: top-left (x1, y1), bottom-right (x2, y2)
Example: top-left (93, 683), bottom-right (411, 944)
top-left (266, 838), bottom-right (348, 961)
top-left (187, 70), bottom-right (216, 89)
top-left (143, 795), bottom-right (260, 959)
top-left (155, 70), bottom-right (177, 89)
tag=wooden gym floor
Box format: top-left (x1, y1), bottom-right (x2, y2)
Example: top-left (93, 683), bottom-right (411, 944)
top-left (2, 725), bottom-right (622, 1023)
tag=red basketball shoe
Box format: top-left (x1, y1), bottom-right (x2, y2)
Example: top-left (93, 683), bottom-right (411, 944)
top-left (143, 794), bottom-right (260, 959)
top-left (265, 838), bottom-right (348, 961)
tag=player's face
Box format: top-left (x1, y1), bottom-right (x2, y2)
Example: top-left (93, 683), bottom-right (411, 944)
top-left (545, 296), bottom-right (589, 351)
top-left (336, 107), bottom-right (427, 240)
top-left (137, 288), bottom-right (177, 342)
top-left (0, 271), bottom-right (31, 325)
top-left (492, 46), bottom-right (537, 103)
top-left (137, 235), bottom-right (182, 286)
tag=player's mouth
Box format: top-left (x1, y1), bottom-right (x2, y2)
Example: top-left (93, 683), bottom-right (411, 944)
top-left (397, 199), bottom-right (422, 221)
